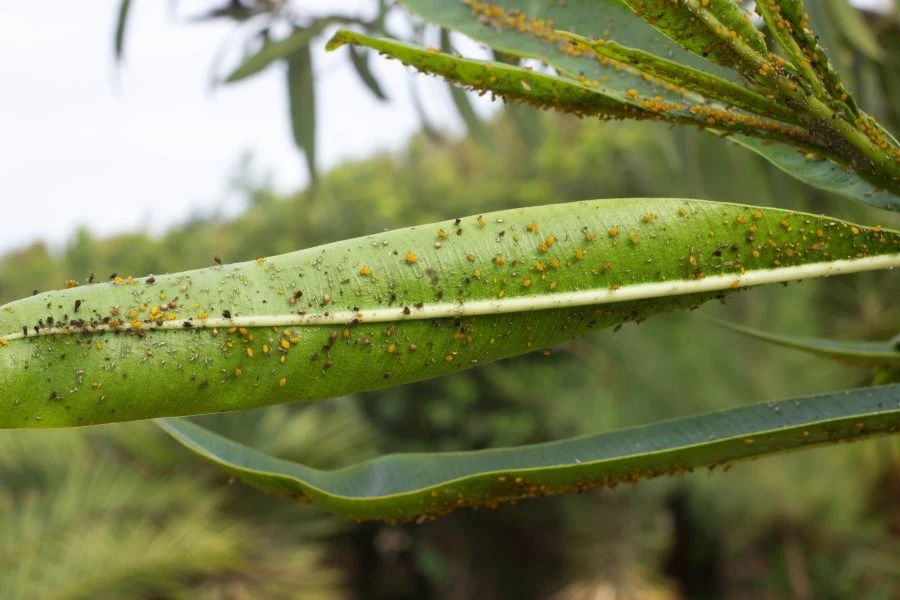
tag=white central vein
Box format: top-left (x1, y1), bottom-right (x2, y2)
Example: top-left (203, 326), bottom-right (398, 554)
top-left (4, 254), bottom-right (897, 341)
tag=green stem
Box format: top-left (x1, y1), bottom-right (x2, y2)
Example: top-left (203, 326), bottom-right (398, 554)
top-left (805, 96), bottom-right (900, 185)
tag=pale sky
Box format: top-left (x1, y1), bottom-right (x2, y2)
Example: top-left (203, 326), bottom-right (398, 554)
top-left (0, 1), bottom-right (890, 254)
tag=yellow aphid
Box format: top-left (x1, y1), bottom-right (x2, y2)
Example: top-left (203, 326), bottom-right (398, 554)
top-left (526, 221), bottom-right (537, 232)
top-left (281, 339), bottom-right (291, 350)
top-left (630, 232), bottom-right (639, 245)
top-left (575, 248), bottom-right (586, 260)
top-left (609, 226), bottom-right (619, 238)
top-left (256, 257), bottom-right (265, 265)
top-left (545, 235), bottom-right (556, 247)
top-left (95, 342), bottom-right (103, 350)
top-left (198, 312), bottom-right (208, 320)
top-left (436, 229), bottom-right (448, 239)
top-left (65, 279), bottom-right (79, 288)
top-left (246, 348), bottom-right (254, 358)
top-left (234, 368), bottom-right (242, 377)
top-left (279, 377), bottom-right (287, 387)
top-left (405, 252), bottom-right (417, 265)
top-left (522, 279), bottom-right (532, 287)
top-left (476, 215), bottom-right (485, 227)
top-left (494, 256), bottom-right (506, 266)
top-left (533, 262), bottom-right (545, 272)
top-left (359, 264), bottom-right (372, 277)
top-left (642, 213), bottom-right (655, 222)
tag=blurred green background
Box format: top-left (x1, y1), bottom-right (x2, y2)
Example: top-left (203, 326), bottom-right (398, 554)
top-left (2, 2), bottom-right (900, 599)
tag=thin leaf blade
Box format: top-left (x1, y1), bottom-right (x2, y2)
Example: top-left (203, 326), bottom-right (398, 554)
top-left (157, 384), bottom-right (900, 521)
top-left (114, 0), bottom-right (133, 64)
top-left (731, 135), bottom-right (900, 211)
top-left (347, 46), bottom-right (388, 101)
top-left (287, 44), bottom-right (317, 184)
top-left (225, 26), bottom-right (321, 84)
top-left (702, 316), bottom-right (900, 367)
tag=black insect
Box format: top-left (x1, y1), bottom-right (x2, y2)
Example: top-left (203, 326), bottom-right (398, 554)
top-left (222, 310), bottom-right (232, 319)
top-left (214, 255), bottom-right (222, 265)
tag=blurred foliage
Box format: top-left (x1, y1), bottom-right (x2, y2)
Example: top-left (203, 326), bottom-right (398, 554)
top-left (1, 0), bottom-right (896, 598)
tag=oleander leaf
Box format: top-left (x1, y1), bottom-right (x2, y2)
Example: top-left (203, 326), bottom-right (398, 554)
top-left (399, 0), bottom-right (739, 86)
top-left (618, 0), bottom-right (767, 74)
top-left (157, 384), bottom-right (900, 521)
top-left (1, 198), bottom-right (897, 428)
top-left (287, 43), bottom-right (318, 184)
top-left (325, 31), bottom-right (808, 144)
top-left (702, 316), bottom-right (900, 367)
top-left (224, 24), bottom-right (325, 84)
top-left (113, 0), bottom-right (133, 64)
top-left (730, 135), bottom-right (900, 211)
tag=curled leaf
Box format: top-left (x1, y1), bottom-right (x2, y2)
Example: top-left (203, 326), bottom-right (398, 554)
top-left (157, 384), bottom-right (900, 521)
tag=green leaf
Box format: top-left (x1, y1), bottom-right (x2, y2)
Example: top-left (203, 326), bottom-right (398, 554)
top-left (1, 198), bottom-right (897, 428)
top-left (225, 25), bottom-right (324, 84)
top-left (113, 0), bottom-right (133, 64)
top-left (701, 316), bottom-right (900, 367)
top-left (439, 29), bottom-right (494, 147)
top-left (347, 46), bottom-right (388, 101)
top-left (157, 384), bottom-right (900, 521)
top-left (556, 32), bottom-right (796, 123)
top-left (326, 31), bottom-right (809, 145)
top-left (400, 0), bottom-right (740, 101)
top-left (287, 44), bottom-right (317, 185)
top-left (730, 135), bottom-right (900, 211)
top-left (824, 0), bottom-right (884, 62)
top-left (618, 0), bottom-right (767, 73)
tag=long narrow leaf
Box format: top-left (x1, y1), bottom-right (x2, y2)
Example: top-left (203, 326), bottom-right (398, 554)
top-left (440, 29), bottom-right (493, 147)
top-left (701, 316), bottom-right (900, 367)
top-left (287, 45), bottom-right (317, 184)
top-left (225, 24), bottom-right (325, 84)
top-left (326, 31), bottom-right (812, 146)
top-left (731, 135), bottom-right (900, 211)
top-left (1, 199), bottom-right (897, 428)
top-left (157, 384), bottom-right (900, 521)
top-left (113, 0), bottom-right (133, 63)
top-left (348, 46), bottom-right (388, 101)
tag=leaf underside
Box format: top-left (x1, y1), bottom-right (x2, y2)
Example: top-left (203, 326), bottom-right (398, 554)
top-left (157, 383), bottom-right (900, 521)
top-left (1, 199), bottom-right (897, 428)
